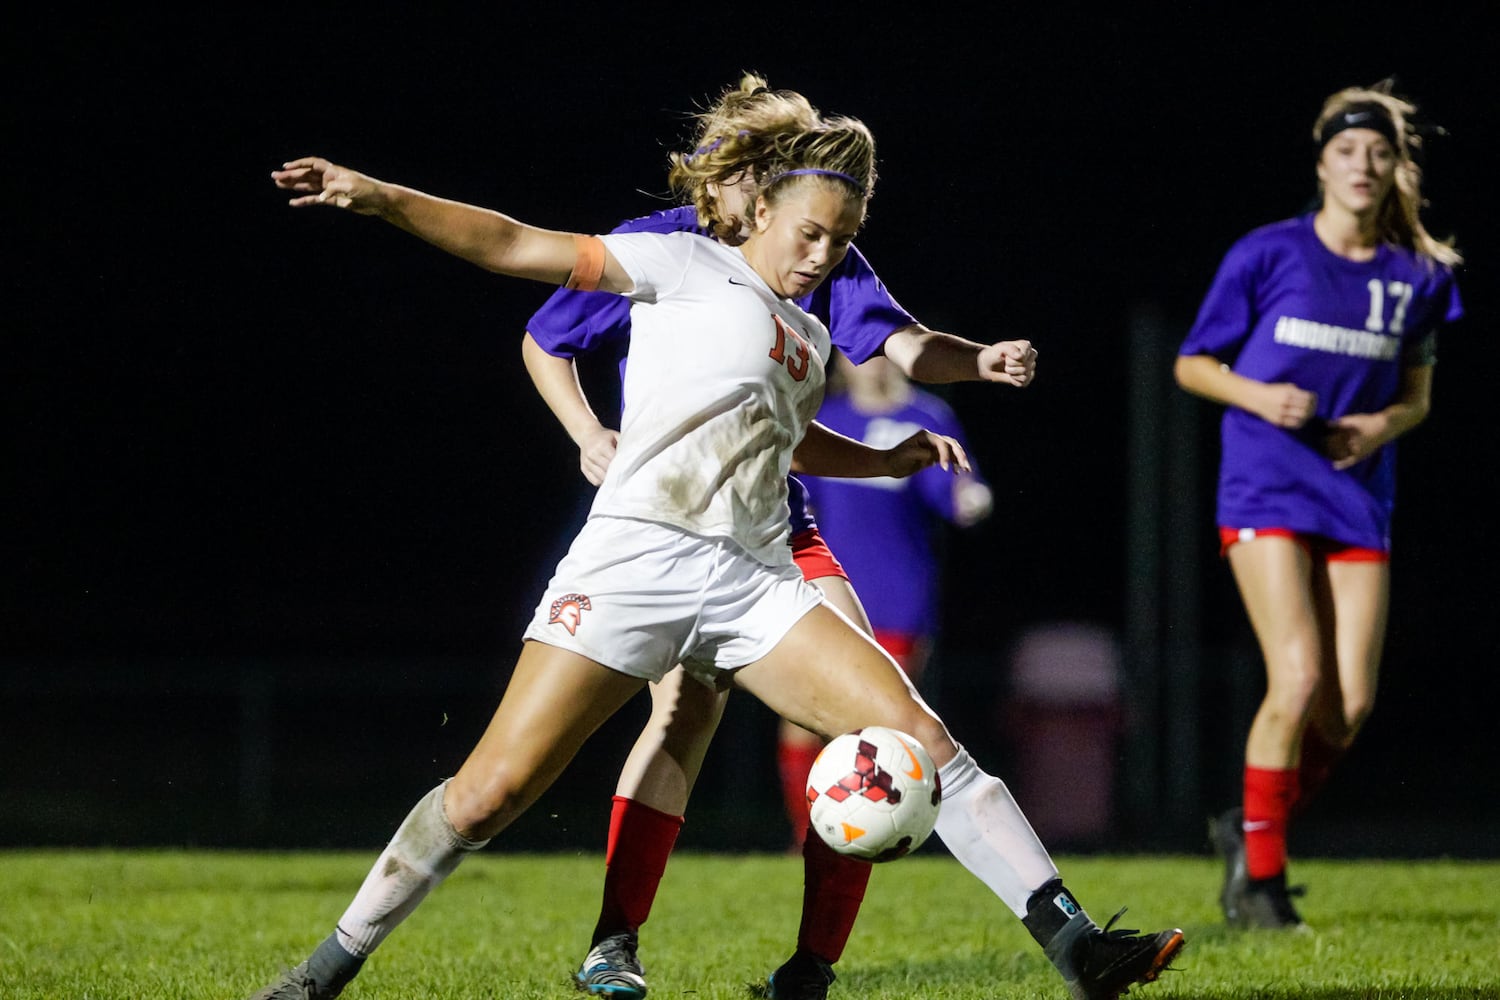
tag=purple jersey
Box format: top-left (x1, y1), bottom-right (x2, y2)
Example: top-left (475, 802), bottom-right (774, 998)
top-left (800, 390), bottom-right (984, 635)
top-left (1178, 213), bottom-right (1463, 549)
top-left (526, 205), bottom-right (919, 534)
top-left (786, 474), bottom-right (816, 537)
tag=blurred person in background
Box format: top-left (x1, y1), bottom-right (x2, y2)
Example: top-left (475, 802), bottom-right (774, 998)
top-left (787, 352), bottom-right (992, 845)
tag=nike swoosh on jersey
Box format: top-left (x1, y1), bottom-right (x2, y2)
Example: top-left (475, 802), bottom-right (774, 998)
top-left (727, 276), bottom-right (752, 287)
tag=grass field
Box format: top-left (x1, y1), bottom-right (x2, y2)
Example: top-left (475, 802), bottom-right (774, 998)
top-left (4, 849), bottom-right (1496, 999)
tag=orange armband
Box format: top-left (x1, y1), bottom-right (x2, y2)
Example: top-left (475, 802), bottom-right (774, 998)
top-left (565, 234), bottom-right (606, 292)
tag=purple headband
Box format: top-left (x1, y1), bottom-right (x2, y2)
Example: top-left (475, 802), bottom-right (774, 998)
top-left (685, 129), bottom-right (752, 163)
top-left (769, 167), bottom-right (866, 194)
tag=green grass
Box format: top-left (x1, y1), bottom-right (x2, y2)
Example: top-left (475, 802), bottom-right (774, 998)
top-left (2, 849), bottom-right (1496, 999)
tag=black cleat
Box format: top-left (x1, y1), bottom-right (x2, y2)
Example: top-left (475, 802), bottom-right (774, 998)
top-left (762, 950), bottom-right (836, 1000)
top-left (1210, 807), bottom-right (1308, 930)
top-left (246, 936), bottom-right (362, 1000)
top-left (1045, 910), bottom-right (1185, 1000)
top-left (1208, 806), bottom-right (1249, 925)
top-left (1235, 872), bottom-right (1308, 931)
top-left (246, 963), bottom-right (338, 1000)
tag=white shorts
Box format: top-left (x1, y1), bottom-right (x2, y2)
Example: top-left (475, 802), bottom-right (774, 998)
top-left (522, 516), bottom-right (825, 686)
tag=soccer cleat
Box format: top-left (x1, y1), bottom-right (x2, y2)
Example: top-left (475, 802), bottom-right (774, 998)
top-left (1208, 806), bottom-right (1249, 925)
top-left (763, 950), bottom-right (836, 1000)
top-left (246, 934), bottom-right (363, 999)
top-left (245, 963), bottom-right (339, 1000)
top-left (574, 931), bottom-right (648, 999)
top-left (1209, 806), bottom-right (1307, 930)
top-left (1233, 872), bottom-right (1308, 931)
top-left (1044, 910), bottom-right (1185, 1000)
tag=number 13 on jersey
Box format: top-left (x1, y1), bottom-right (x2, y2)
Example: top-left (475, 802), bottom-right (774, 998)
top-left (769, 315), bottom-right (812, 382)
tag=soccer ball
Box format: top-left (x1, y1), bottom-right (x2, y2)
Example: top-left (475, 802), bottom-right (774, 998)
top-left (805, 726), bottom-right (942, 862)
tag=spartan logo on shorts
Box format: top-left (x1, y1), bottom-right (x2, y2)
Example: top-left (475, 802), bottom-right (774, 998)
top-left (548, 593), bottom-right (592, 635)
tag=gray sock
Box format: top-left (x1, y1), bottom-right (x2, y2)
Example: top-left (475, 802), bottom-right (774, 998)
top-left (305, 932), bottom-right (364, 996)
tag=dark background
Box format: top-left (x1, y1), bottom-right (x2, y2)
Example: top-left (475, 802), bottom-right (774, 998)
top-left (5, 9), bottom-right (1496, 854)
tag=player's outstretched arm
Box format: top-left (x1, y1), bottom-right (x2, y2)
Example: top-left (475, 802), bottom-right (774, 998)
top-left (883, 323), bottom-right (1037, 387)
top-left (792, 421), bottom-right (968, 479)
top-left (521, 332), bottom-right (619, 486)
top-left (270, 156), bottom-right (632, 292)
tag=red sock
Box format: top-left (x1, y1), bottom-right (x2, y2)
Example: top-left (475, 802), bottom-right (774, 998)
top-left (1293, 727), bottom-right (1346, 817)
top-left (796, 828), bottom-right (872, 963)
top-left (778, 741), bottom-right (821, 848)
top-left (593, 795), bottom-right (684, 943)
top-left (1243, 765), bottom-right (1299, 880)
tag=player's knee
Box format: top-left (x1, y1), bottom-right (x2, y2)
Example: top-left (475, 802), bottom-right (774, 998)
top-left (443, 768), bottom-right (530, 839)
top-left (1265, 657), bottom-right (1320, 712)
top-left (902, 711), bottom-right (955, 767)
top-left (1253, 693), bottom-right (1315, 745)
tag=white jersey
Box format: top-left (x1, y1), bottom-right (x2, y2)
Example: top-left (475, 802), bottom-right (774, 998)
top-left (591, 231), bottom-right (831, 565)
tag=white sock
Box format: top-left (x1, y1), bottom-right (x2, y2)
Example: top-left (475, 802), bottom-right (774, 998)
top-left (934, 747), bottom-right (1059, 917)
top-left (335, 782), bottom-right (489, 956)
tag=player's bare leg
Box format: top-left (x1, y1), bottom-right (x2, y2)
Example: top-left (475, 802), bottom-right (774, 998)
top-left (740, 604), bottom-right (1185, 1000)
top-left (613, 666), bottom-right (728, 813)
top-left (579, 576), bottom-right (879, 1000)
top-left (446, 643), bottom-right (645, 836)
top-left (1315, 558), bottom-right (1388, 747)
top-left (575, 669), bottom-right (727, 998)
top-left (778, 575), bottom-right (873, 845)
top-left (1222, 535), bottom-right (1321, 929)
top-left (245, 643), bottom-right (644, 1000)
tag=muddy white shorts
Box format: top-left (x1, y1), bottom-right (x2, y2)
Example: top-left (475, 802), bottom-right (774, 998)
top-left (522, 516), bottom-right (825, 685)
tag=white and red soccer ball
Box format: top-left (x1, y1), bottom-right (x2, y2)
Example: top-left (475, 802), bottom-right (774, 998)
top-left (805, 726), bottom-right (942, 862)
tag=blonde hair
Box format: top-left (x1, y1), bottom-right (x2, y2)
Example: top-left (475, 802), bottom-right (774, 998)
top-left (667, 73), bottom-right (876, 240)
top-left (1314, 80), bottom-right (1462, 267)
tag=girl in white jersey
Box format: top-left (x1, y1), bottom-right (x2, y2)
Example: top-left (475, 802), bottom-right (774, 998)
top-left (250, 119), bottom-right (1183, 1000)
top-left (524, 76), bottom-right (1039, 1000)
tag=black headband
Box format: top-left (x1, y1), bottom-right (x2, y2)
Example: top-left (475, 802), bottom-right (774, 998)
top-left (1318, 102), bottom-right (1401, 151)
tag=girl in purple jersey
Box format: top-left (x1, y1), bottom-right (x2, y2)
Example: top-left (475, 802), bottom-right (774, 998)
top-left (1174, 80), bottom-right (1464, 931)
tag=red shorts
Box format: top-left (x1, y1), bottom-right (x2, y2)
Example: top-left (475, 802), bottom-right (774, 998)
top-left (1218, 526), bottom-right (1389, 563)
top-left (791, 527), bottom-right (849, 582)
